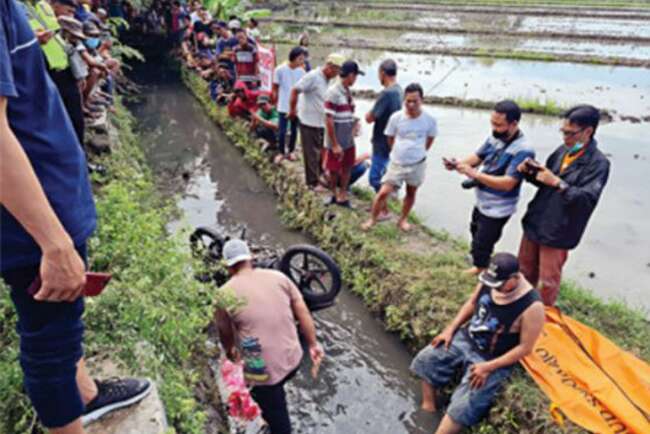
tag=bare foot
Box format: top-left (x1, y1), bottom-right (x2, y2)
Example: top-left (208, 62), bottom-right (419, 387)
top-left (397, 219), bottom-right (412, 232)
top-left (463, 266), bottom-right (483, 275)
top-left (287, 152), bottom-right (297, 161)
top-left (361, 219), bottom-right (376, 231)
top-left (377, 210), bottom-right (391, 222)
top-left (420, 402), bottom-right (436, 413)
top-left (274, 154), bottom-right (284, 165)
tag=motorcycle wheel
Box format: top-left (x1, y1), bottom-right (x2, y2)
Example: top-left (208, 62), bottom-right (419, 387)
top-left (278, 244), bottom-right (342, 307)
top-left (189, 227), bottom-right (225, 262)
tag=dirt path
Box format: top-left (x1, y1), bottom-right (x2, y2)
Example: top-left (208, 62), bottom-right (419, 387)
top-left (267, 36), bottom-right (650, 69)
top-left (265, 17), bottom-right (650, 45)
top-left (299, 1), bottom-right (650, 20)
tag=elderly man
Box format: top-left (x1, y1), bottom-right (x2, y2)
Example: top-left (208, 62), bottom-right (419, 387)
top-left (411, 253), bottom-right (544, 434)
top-left (289, 53), bottom-right (344, 190)
top-left (215, 239), bottom-right (324, 434)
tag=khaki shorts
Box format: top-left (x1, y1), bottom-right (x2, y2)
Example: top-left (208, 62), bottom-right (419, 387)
top-left (382, 159), bottom-right (427, 188)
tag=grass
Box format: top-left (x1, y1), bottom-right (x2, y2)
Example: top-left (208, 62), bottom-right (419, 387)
top-left (0, 102), bottom-right (228, 434)
top-left (365, 0), bottom-right (650, 9)
top-left (182, 67), bottom-right (650, 433)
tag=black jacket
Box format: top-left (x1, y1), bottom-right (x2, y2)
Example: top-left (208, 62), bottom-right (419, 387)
top-left (522, 139), bottom-right (610, 250)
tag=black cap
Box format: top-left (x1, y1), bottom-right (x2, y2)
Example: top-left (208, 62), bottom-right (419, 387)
top-left (257, 94), bottom-right (270, 104)
top-left (379, 59), bottom-right (398, 76)
top-left (340, 60), bottom-right (365, 78)
top-left (479, 253), bottom-right (519, 288)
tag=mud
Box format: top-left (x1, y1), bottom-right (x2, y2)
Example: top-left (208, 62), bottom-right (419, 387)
top-left (264, 17), bottom-right (650, 45)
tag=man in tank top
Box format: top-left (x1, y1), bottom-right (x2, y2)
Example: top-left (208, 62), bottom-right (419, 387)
top-left (410, 253), bottom-right (545, 433)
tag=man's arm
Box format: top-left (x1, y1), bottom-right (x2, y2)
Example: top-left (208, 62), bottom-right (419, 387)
top-left (325, 113), bottom-right (340, 154)
top-left (556, 160), bottom-right (610, 207)
top-left (271, 83), bottom-right (279, 105)
top-left (288, 87), bottom-right (300, 118)
top-left (215, 308), bottom-right (238, 360)
top-left (0, 97), bottom-right (85, 302)
top-left (292, 297), bottom-right (318, 348)
top-left (485, 302), bottom-right (544, 370)
top-left (425, 136), bottom-right (435, 151)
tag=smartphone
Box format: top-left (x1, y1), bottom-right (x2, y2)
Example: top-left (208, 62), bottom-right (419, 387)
top-left (27, 272), bottom-right (112, 298)
top-left (524, 158), bottom-right (544, 174)
top-left (442, 157), bottom-right (458, 169)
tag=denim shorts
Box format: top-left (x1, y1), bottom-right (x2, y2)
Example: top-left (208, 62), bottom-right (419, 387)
top-left (1, 244), bottom-right (87, 428)
top-left (410, 329), bottom-right (513, 427)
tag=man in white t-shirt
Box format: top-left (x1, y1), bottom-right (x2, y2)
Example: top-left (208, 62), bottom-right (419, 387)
top-left (272, 46), bottom-right (306, 163)
top-left (362, 83), bottom-right (438, 232)
top-left (289, 53), bottom-right (344, 189)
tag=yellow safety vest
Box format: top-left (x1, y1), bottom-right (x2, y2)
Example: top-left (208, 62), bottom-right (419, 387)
top-left (25, 1), bottom-right (69, 71)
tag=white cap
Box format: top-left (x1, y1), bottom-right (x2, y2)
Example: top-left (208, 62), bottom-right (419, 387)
top-left (228, 19), bottom-right (241, 30)
top-left (325, 53), bottom-right (345, 67)
top-left (223, 239), bottom-right (252, 267)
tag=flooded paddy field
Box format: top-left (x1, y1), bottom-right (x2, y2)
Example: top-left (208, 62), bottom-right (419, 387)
top-left (275, 44), bottom-right (650, 119)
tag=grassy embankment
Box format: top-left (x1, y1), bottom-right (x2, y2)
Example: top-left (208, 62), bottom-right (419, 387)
top-left (182, 67), bottom-right (649, 433)
top-left (0, 103), bottom-right (226, 434)
top-left (364, 0), bottom-right (650, 9)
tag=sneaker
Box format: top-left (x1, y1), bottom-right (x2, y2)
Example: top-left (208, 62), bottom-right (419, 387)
top-left (82, 377), bottom-right (152, 425)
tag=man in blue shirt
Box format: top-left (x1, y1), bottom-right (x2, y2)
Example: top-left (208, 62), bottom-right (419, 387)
top-left (444, 100), bottom-right (534, 275)
top-left (1, 1), bottom-right (149, 432)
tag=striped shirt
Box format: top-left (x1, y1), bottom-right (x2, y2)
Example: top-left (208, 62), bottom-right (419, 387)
top-left (324, 81), bottom-right (355, 150)
top-left (234, 44), bottom-right (258, 83)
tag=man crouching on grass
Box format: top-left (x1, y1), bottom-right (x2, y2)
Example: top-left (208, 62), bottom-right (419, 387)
top-left (362, 83), bottom-right (438, 232)
top-left (410, 253), bottom-right (544, 433)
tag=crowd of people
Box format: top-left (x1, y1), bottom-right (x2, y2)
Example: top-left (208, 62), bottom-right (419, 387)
top-left (1, 0), bottom-right (613, 434)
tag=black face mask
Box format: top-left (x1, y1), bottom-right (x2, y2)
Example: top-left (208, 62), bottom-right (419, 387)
top-left (492, 130), bottom-right (510, 141)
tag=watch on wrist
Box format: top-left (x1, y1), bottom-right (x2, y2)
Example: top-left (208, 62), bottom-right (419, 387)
top-left (556, 179), bottom-right (569, 192)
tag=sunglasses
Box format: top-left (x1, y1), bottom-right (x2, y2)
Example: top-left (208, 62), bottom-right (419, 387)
top-left (559, 127), bottom-right (584, 137)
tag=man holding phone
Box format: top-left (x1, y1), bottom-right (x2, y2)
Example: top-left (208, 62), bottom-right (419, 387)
top-left (1, 2), bottom-right (149, 433)
top-left (443, 100), bottom-right (534, 275)
top-left (517, 105), bottom-right (610, 306)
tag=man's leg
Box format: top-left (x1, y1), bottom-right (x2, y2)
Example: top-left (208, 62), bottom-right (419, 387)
top-left (518, 234), bottom-right (540, 289)
top-left (76, 358), bottom-right (98, 404)
top-left (369, 154), bottom-right (389, 193)
top-left (300, 125), bottom-right (319, 187)
top-left (278, 113), bottom-right (288, 155)
top-left (338, 165), bottom-right (352, 202)
top-left (398, 185), bottom-right (418, 231)
top-left (538, 244), bottom-right (569, 306)
top-left (362, 183), bottom-right (395, 230)
top-left (288, 117), bottom-right (298, 155)
top-left (435, 414), bottom-right (463, 434)
top-left (250, 382), bottom-right (292, 434)
top-left (469, 208), bottom-right (510, 273)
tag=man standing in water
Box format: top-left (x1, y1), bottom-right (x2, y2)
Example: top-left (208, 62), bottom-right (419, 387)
top-left (216, 239), bottom-right (324, 434)
top-left (289, 53), bottom-right (344, 191)
top-left (1, 1), bottom-right (150, 432)
top-left (411, 253), bottom-right (544, 434)
top-left (362, 83), bottom-right (438, 232)
top-left (517, 104), bottom-right (610, 306)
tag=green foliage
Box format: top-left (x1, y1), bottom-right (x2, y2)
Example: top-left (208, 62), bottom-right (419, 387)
top-left (182, 66), bottom-right (650, 434)
top-left (203, 0), bottom-right (271, 21)
top-left (0, 102), bottom-right (230, 434)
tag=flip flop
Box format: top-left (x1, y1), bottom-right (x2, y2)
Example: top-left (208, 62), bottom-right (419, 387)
top-left (335, 200), bottom-right (352, 209)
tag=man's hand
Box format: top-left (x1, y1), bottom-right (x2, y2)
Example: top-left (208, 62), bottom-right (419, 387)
top-left (227, 347), bottom-right (241, 363)
top-left (456, 163), bottom-right (479, 179)
top-left (332, 144), bottom-right (343, 159)
top-left (431, 326), bottom-right (456, 350)
top-left (469, 362), bottom-right (494, 389)
top-left (309, 343), bottom-right (325, 378)
top-left (288, 109), bottom-right (297, 120)
top-left (36, 30), bottom-right (54, 45)
top-left (35, 243), bottom-right (86, 302)
top-left (535, 167), bottom-right (562, 188)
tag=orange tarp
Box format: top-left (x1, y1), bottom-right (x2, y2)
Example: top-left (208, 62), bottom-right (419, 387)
top-left (521, 307), bottom-right (650, 434)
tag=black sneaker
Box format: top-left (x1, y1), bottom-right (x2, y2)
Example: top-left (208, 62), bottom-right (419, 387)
top-left (82, 378), bottom-right (152, 425)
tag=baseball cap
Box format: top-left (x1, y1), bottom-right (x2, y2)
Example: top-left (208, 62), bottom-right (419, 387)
top-left (257, 94), bottom-right (270, 104)
top-left (58, 16), bottom-right (86, 40)
top-left (228, 19), bottom-right (241, 30)
top-left (479, 253), bottom-right (520, 288)
top-left (340, 60), bottom-right (365, 77)
top-left (223, 239), bottom-right (253, 267)
top-left (325, 53), bottom-right (345, 68)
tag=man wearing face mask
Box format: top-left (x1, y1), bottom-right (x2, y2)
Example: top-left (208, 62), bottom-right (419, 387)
top-left (444, 100), bottom-right (534, 275)
top-left (516, 105), bottom-right (610, 306)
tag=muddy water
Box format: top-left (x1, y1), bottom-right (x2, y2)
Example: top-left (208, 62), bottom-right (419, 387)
top-left (350, 99), bottom-right (650, 311)
top-left (276, 44), bottom-right (650, 117)
top-left (128, 70), bottom-right (434, 433)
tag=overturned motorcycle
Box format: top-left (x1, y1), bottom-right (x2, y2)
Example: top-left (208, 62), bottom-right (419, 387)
top-left (190, 227), bottom-right (342, 311)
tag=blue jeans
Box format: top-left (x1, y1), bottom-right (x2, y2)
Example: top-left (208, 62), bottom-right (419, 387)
top-left (369, 154), bottom-right (390, 192)
top-left (410, 329), bottom-right (513, 427)
top-left (2, 244), bottom-right (87, 428)
top-left (278, 113), bottom-right (298, 155)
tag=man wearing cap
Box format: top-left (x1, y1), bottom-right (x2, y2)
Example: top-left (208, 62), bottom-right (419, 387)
top-left (324, 60), bottom-right (363, 207)
top-left (410, 253), bottom-right (544, 434)
top-left (251, 94), bottom-right (279, 147)
top-left (1, 1), bottom-right (151, 432)
top-left (289, 53), bottom-right (344, 190)
top-left (228, 80), bottom-right (259, 119)
top-left (215, 240), bottom-right (324, 434)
